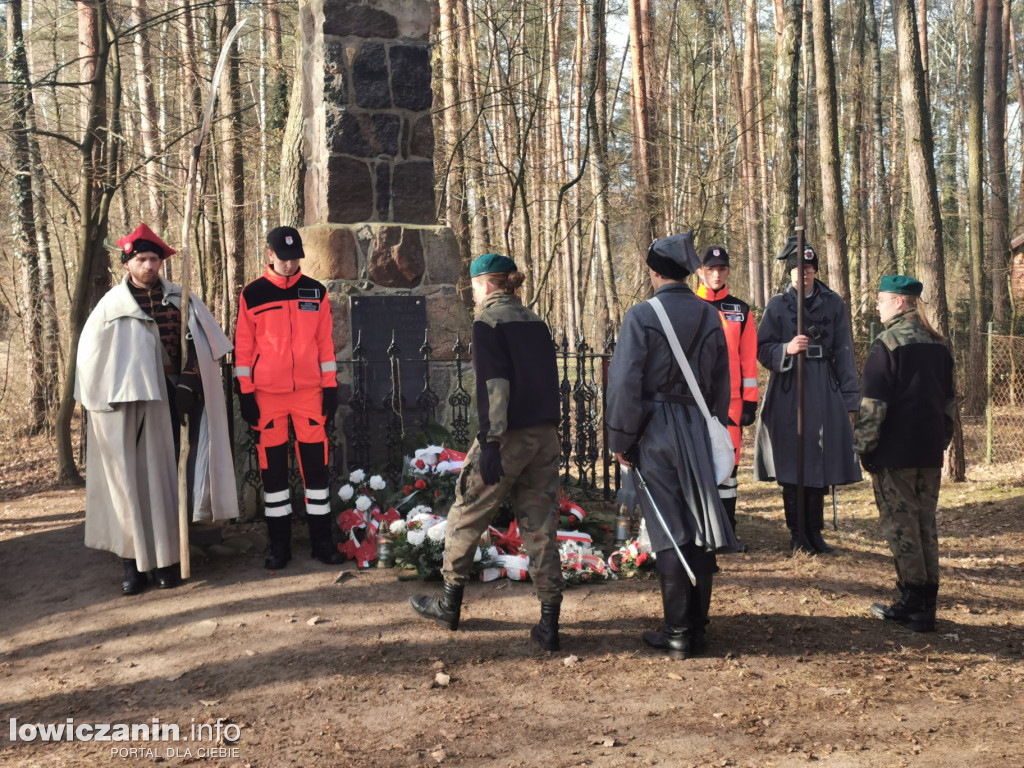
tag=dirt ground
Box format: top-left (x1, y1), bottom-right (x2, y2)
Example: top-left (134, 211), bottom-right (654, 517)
top-left (1, 430), bottom-right (1023, 768)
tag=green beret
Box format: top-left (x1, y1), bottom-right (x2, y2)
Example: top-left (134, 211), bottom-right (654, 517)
top-left (470, 253), bottom-right (517, 277)
top-left (879, 274), bottom-right (923, 296)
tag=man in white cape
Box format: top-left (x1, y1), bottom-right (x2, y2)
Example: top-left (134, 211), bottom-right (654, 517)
top-left (75, 223), bottom-right (239, 594)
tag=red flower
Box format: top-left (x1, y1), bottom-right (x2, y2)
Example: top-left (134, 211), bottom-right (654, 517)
top-left (434, 491), bottom-right (440, 498)
top-left (414, 459), bottom-right (426, 469)
top-left (415, 479), bottom-right (428, 490)
top-left (403, 485), bottom-right (414, 495)
top-left (636, 552), bottom-right (648, 566)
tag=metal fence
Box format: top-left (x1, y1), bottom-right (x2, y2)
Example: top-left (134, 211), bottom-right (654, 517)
top-left (236, 331), bottom-right (619, 515)
top-left (235, 324), bottom-right (1024, 516)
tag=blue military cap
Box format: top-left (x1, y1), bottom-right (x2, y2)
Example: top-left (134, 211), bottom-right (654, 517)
top-left (470, 253), bottom-right (517, 277)
top-left (879, 275), bottom-right (923, 296)
top-left (647, 231), bottom-right (700, 279)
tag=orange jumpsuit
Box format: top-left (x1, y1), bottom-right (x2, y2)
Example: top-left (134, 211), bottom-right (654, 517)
top-left (697, 283), bottom-right (758, 525)
top-left (234, 266), bottom-right (337, 518)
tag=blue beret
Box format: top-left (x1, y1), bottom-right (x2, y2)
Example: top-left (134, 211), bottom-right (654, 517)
top-left (470, 253), bottom-right (517, 277)
top-left (879, 274), bottom-right (923, 296)
top-left (647, 232), bottom-right (700, 279)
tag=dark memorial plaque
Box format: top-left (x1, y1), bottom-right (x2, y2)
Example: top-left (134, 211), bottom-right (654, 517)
top-left (350, 295), bottom-right (428, 411)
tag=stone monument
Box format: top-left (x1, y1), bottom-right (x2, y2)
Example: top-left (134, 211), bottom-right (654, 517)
top-left (293, 0), bottom-right (473, 448)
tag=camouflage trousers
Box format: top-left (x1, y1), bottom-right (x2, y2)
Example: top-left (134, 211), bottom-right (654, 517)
top-left (442, 424), bottom-right (565, 602)
top-left (870, 466), bottom-right (941, 586)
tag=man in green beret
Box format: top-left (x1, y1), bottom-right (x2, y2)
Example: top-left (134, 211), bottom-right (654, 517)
top-left (410, 253), bottom-right (566, 651)
top-left (853, 275), bottom-right (956, 632)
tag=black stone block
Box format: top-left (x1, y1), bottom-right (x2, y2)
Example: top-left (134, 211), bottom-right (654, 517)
top-left (327, 155), bottom-right (373, 223)
top-left (324, 1), bottom-right (398, 39)
top-left (332, 112), bottom-right (401, 158)
top-left (392, 161), bottom-right (436, 225)
top-left (353, 42), bottom-right (391, 109)
top-left (390, 45), bottom-right (432, 111)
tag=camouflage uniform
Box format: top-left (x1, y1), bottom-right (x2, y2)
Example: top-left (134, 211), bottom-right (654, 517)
top-left (443, 425), bottom-right (563, 600)
top-left (441, 292), bottom-right (564, 602)
top-left (853, 308), bottom-right (955, 627)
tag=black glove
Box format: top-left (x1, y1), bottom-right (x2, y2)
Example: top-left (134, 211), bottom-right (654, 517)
top-left (322, 386), bottom-right (338, 427)
top-left (860, 454), bottom-right (878, 474)
top-left (175, 384), bottom-right (198, 424)
top-left (238, 391), bottom-right (260, 428)
top-left (478, 440), bottom-right (505, 486)
top-left (740, 400), bottom-right (757, 427)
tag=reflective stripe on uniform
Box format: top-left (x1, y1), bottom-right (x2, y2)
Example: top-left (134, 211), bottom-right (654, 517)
top-left (742, 378), bottom-right (759, 388)
top-left (321, 361), bottom-right (337, 372)
top-left (305, 488), bottom-right (330, 501)
top-left (234, 366), bottom-right (251, 378)
top-left (305, 501), bottom-right (331, 516)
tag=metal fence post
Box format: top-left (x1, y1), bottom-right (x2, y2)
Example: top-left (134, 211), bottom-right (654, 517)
top-left (987, 321), bottom-right (994, 464)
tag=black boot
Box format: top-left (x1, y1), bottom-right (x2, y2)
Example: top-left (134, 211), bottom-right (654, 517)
top-left (307, 514), bottom-right (344, 565)
top-left (922, 583), bottom-right (938, 632)
top-left (722, 495), bottom-right (747, 552)
top-left (687, 574), bottom-right (713, 656)
top-left (410, 583), bottom-right (464, 631)
top-left (805, 489), bottom-right (834, 553)
top-left (782, 485), bottom-right (814, 554)
top-left (643, 572), bottom-right (693, 659)
top-left (871, 582), bottom-right (932, 631)
top-left (121, 559), bottom-right (147, 596)
top-left (153, 563), bottom-right (181, 589)
top-left (531, 601), bottom-right (561, 651)
top-left (265, 515), bottom-right (292, 570)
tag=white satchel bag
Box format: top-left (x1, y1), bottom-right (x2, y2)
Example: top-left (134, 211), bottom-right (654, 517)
top-left (648, 297), bottom-right (735, 485)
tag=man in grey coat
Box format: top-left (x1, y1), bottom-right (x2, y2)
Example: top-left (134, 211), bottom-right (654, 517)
top-left (754, 238), bottom-right (861, 553)
top-left (606, 233), bottom-right (739, 659)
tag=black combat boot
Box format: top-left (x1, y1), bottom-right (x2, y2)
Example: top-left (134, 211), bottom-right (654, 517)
top-left (153, 563), bottom-right (181, 589)
top-left (871, 582), bottom-right (932, 631)
top-left (805, 489), bottom-right (834, 553)
top-left (265, 515), bottom-right (292, 570)
top-left (922, 583), bottom-right (938, 632)
top-left (307, 514), bottom-right (344, 565)
top-left (121, 559), bottom-right (147, 596)
top-left (531, 601), bottom-right (561, 651)
top-left (410, 583), bottom-right (464, 630)
top-left (782, 485), bottom-right (814, 554)
top-left (643, 572), bottom-right (693, 659)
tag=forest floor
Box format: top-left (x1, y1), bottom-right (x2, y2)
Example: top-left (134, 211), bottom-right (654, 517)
top-left (1, 427), bottom-right (1023, 768)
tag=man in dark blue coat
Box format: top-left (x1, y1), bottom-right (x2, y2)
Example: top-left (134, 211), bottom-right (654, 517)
top-left (754, 238), bottom-right (861, 553)
top-left (606, 233), bottom-right (739, 659)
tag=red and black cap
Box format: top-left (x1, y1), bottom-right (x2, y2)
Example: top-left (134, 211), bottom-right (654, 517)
top-left (117, 223), bottom-right (176, 264)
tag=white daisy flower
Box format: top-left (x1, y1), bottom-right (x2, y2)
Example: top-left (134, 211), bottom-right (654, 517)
top-left (369, 475), bottom-right (386, 491)
top-left (389, 519), bottom-right (407, 535)
top-left (338, 484), bottom-right (354, 501)
top-left (348, 469), bottom-right (366, 484)
top-left (355, 495), bottom-right (372, 512)
top-left (407, 529), bottom-right (426, 547)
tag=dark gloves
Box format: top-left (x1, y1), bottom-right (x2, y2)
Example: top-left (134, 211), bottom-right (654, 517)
top-left (478, 439), bottom-right (505, 486)
top-left (238, 390), bottom-right (260, 428)
top-left (175, 383), bottom-right (198, 424)
top-left (322, 386), bottom-right (338, 427)
top-left (740, 400), bottom-right (757, 427)
top-left (860, 454), bottom-right (878, 474)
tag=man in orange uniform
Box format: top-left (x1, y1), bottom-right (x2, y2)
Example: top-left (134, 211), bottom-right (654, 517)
top-left (696, 245), bottom-right (758, 547)
top-left (234, 226), bottom-right (343, 569)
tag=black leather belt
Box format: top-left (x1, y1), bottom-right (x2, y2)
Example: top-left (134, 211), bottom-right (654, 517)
top-left (645, 392), bottom-right (696, 406)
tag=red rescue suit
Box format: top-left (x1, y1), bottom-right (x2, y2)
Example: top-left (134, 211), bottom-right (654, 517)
top-left (696, 283), bottom-right (758, 464)
top-left (234, 266), bottom-right (337, 517)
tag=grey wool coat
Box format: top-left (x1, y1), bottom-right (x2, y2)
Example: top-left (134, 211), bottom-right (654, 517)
top-left (76, 276), bottom-right (239, 571)
top-left (606, 283), bottom-right (740, 554)
top-left (753, 280), bottom-right (862, 488)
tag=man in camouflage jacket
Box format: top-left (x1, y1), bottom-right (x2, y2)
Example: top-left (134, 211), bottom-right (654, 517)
top-left (853, 275), bottom-right (955, 632)
top-left (410, 253), bottom-right (564, 651)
